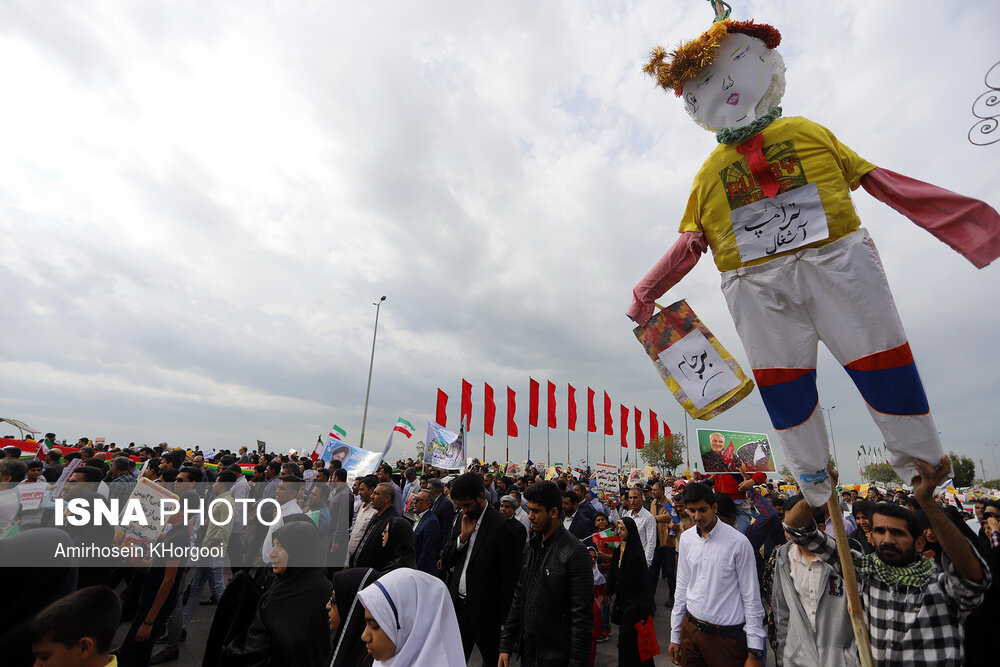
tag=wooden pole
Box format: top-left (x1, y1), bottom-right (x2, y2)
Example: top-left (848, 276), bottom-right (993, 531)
top-left (826, 495), bottom-right (875, 667)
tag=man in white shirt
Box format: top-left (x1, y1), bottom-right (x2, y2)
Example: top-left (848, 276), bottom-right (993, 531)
top-left (624, 486), bottom-right (657, 566)
top-left (510, 489), bottom-right (531, 533)
top-left (261, 475), bottom-right (303, 564)
top-left (228, 465), bottom-right (251, 571)
top-left (0, 459), bottom-right (27, 535)
top-left (669, 481), bottom-right (766, 667)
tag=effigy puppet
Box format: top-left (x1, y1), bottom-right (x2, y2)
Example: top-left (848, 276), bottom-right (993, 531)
top-left (628, 17), bottom-right (1000, 505)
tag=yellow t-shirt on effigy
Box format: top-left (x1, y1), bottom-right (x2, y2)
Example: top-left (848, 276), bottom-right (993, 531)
top-left (679, 116), bottom-right (877, 272)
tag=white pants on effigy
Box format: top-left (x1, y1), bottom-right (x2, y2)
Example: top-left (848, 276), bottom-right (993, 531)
top-left (721, 228), bottom-right (942, 505)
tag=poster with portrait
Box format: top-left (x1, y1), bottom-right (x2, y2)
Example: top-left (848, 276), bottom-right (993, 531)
top-left (696, 429), bottom-right (775, 473)
top-left (626, 467), bottom-right (652, 487)
top-left (320, 439), bottom-right (382, 479)
top-left (423, 420), bottom-right (465, 471)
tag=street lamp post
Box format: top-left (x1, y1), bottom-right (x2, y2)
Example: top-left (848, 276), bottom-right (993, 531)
top-left (991, 444), bottom-right (999, 480)
top-left (824, 405), bottom-right (839, 471)
top-left (359, 296), bottom-right (386, 448)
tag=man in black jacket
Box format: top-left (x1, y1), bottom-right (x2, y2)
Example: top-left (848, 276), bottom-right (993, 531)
top-left (562, 490), bottom-right (595, 541)
top-left (441, 472), bottom-right (520, 667)
top-left (429, 477), bottom-right (456, 547)
top-left (350, 482), bottom-right (413, 573)
top-left (412, 489), bottom-right (443, 577)
top-left (500, 481), bottom-right (593, 667)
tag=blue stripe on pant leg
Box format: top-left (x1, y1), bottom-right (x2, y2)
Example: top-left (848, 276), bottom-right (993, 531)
top-left (843, 364), bottom-right (930, 416)
top-left (758, 370), bottom-right (819, 430)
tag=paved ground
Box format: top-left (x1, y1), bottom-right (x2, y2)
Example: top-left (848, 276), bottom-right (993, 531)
top-left (117, 569), bottom-right (771, 667)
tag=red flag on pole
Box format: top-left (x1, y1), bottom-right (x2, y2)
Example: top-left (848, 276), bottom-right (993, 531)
top-left (461, 379), bottom-right (473, 433)
top-left (634, 407), bottom-right (645, 450)
top-left (436, 389), bottom-right (448, 427)
top-left (529, 378), bottom-right (539, 428)
top-left (567, 384), bottom-right (577, 431)
top-left (587, 388), bottom-right (597, 433)
top-left (663, 421), bottom-right (672, 438)
top-left (507, 387), bottom-right (518, 437)
top-left (604, 392), bottom-right (614, 436)
top-left (723, 440), bottom-right (735, 465)
top-left (547, 381), bottom-right (557, 429)
top-left (484, 383), bottom-right (496, 436)
top-left (620, 404), bottom-right (629, 448)
top-left (650, 409), bottom-right (659, 441)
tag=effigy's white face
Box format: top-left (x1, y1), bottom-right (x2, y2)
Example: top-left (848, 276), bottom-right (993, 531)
top-left (682, 33), bottom-right (774, 129)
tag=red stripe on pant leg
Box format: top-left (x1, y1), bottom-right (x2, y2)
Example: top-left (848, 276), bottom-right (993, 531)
top-left (844, 343), bottom-right (914, 372)
top-left (752, 367), bottom-right (814, 388)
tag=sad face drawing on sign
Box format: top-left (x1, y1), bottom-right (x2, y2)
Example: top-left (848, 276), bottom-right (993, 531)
top-left (659, 329), bottom-right (741, 411)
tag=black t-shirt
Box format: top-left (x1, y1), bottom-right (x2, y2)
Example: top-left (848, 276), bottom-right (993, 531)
top-left (140, 524), bottom-right (190, 615)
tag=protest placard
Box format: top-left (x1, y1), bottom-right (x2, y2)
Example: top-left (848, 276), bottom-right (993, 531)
top-left (51, 458), bottom-right (83, 499)
top-left (593, 463), bottom-right (619, 494)
top-left (696, 429), bottom-right (775, 473)
top-left (115, 477), bottom-right (179, 553)
top-left (17, 481), bottom-right (48, 511)
top-left (423, 421), bottom-right (465, 470)
top-left (626, 468), bottom-right (651, 487)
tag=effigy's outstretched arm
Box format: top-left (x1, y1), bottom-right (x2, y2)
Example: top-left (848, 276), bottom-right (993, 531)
top-left (861, 167), bottom-right (1000, 268)
top-left (627, 231), bottom-right (708, 326)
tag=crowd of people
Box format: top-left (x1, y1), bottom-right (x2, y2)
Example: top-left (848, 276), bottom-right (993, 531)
top-left (1, 435), bottom-right (999, 666)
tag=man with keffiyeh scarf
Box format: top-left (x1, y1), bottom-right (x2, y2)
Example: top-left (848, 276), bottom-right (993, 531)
top-left (783, 456), bottom-right (990, 666)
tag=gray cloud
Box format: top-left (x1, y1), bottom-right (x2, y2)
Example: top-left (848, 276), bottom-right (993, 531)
top-left (1, 1), bottom-right (998, 479)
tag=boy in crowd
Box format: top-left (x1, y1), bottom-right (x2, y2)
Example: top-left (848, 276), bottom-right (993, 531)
top-left (30, 586), bottom-right (121, 667)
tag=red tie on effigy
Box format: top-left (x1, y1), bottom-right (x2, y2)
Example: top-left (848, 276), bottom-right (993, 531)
top-left (736, 133), bottom-right (780, 199)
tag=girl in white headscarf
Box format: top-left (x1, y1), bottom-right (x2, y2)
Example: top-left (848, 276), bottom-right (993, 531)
top-left (356, 567), bottom-right (465, 667)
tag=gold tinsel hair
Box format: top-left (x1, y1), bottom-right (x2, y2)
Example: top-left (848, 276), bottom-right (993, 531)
top-left (644, 20), bottom-right (782, 97)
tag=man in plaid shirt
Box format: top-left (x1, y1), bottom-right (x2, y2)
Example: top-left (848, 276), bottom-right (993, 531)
top-left (783, 456), bottom-right (990, 666)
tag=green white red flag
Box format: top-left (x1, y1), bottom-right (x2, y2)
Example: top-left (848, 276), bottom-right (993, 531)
top-left (393, 418), bottom-right (415, 438)
top-left (591, 528), bottom-right (621, 549)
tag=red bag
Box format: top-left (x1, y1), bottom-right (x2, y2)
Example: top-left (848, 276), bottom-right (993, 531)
top-left (634, 615), bottom-right (660, 662)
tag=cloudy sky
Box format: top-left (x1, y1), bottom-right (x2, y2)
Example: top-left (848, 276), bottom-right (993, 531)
top-left (2, 1), bottom-right (998, 483)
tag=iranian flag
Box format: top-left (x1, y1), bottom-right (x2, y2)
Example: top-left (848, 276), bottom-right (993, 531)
top-left (330, 425), bottom-right (347, 441)
top-left (393, 418), bottom-right (415, 438)
top-left (591, 528), bottom-right (621, 549)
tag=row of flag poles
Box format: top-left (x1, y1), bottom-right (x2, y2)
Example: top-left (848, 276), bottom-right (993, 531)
top-left (857, 443), bottom-right (890, 477)
top-left (435, 379), bottom-right (671, 468)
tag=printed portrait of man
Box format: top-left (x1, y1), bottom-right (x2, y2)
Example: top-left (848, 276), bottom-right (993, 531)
top-left (701, 431), bottom-right (735, 472)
